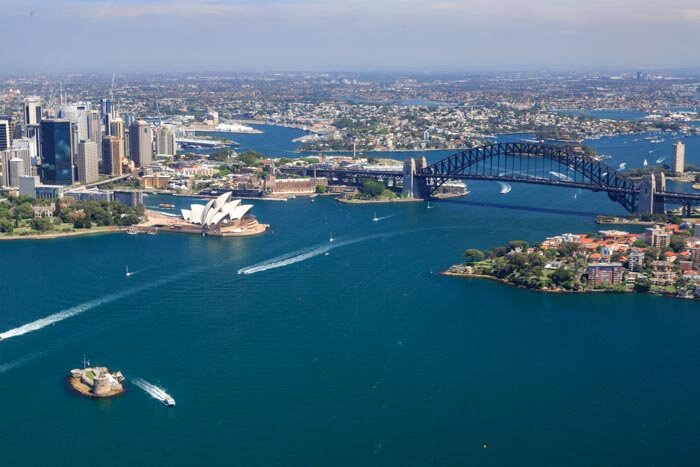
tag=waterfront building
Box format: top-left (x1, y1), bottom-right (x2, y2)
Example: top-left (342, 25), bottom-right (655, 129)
top-left (645, 226), bottom-right (670, 249)
top-left (101, 135), bottom-right (122, 176)
top-left (650, 260), bottom-right (676, 286)
top-left (114, 190), bottom-right (144, 206)
top-left (265, 176), bottom-right (328, 196)
top-left (691, 247), bottom-right (700, 266)
top-left (628, 251), bottom-right (645, 271)
top-left (148, 191), bottom-right (269, 237)
top-left (672, 142), bottom-right (685, 174)
top-left (129, 120), bottom-right (153, 167)
top-left (139, 174), bottom-right (171, 189)
top-left (64, 187), bottom-right (113, 202)
top-left (40, 119), bottom-right (74, 185)
top-left (155, 125), bottom-right (176, 156)
top-left (76, 140), bottom-right (99, 184)
top-left (19, 175), bottom-right (65, 199)
top-left (587, 262), bottom-right (624, 287)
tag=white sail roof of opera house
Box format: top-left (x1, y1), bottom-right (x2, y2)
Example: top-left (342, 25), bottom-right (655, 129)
top-left (180, 192), bottom-right (254, 226)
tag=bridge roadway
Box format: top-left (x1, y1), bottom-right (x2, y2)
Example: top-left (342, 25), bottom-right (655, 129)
top-left (282, 143), bottom-right (700, 214)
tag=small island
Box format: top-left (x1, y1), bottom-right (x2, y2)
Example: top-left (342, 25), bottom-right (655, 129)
top-left (445, 223), bottom-right (700, 299)
top-left (69, 364), bottom-right (126, 398)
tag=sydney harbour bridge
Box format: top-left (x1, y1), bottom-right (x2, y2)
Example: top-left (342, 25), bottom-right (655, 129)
top-left (288, 142), bottom-right (700, 216)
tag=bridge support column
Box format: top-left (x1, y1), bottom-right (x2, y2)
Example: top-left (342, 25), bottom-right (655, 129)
top-left (403, 157), bottom-right (429, 198)
top-left (402, 158), bottom-right (415, 197)
top-left (637, 173), bottom-right (657, 216)
top-left (653, 172), bottom-right (667, 214)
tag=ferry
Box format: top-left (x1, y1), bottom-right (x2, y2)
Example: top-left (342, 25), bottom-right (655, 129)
top-left (159, 203), bottom-right (176, 209)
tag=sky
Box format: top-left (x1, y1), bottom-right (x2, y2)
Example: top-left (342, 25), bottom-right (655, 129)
top-left (1, 0), bottom-right (700, 73)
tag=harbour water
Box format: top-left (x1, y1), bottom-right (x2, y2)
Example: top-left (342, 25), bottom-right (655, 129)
top-left (1, 128), bottom-right (700, 465)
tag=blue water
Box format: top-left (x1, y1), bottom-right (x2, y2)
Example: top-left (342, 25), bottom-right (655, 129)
top-left (2, 126), bottom-right (700, 465)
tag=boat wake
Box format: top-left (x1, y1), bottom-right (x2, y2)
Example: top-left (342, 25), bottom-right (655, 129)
top-left (0, 269), bottom-right (194, 342)
top-left (497, 182), bottom-right (512, 194)
top-left (133, 378), bottom-right (173, 403)
top-left (656, 157), bottom-right (666, 163)
top-left (0, 294), bottom-right (127, 341)
top-left (374, 214), bottom-right (396, 222)
top-left (618, 162), bottom-right (627, 170)
top-left (237, 233), bottom-right (390, 275)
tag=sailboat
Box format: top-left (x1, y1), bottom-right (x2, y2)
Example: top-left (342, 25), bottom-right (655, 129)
top-left (372, 212), bottom-right (379, 222)
top-left (329, 232), bottom-right (335, 243)
top-left (643, 159), bottom-right (648, 167)
top-left (427, 201), bottom-right (433, 209)
top-left (125, 265), bottom-right (133, 277)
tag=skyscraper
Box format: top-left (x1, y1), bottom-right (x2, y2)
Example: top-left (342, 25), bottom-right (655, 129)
top-left (672, 142), bottom-right (685, 174)
top-left (129, 120), bottom-right (153, 167)
top-left (0, 117), bottom-right (12, 151)
top-left (101, 135), bottom-right (122, 176)
top-left (155, 125), bottom-right (176, 156)
top-left (40, 119), bottom-right (74, 185)
top-left (8, 157), bottom-right (24, 188)
top-left (86, 110), bottom-right (102, 165)
top-left (109, 117), bottom-right (126, 163)
top-left (24, 97), bottom-right (42, 126)
top-left (76, 140), bottom-right (99, 184)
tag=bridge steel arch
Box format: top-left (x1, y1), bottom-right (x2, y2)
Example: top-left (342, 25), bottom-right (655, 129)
top-left (418, 142), bottom-right (639, 212)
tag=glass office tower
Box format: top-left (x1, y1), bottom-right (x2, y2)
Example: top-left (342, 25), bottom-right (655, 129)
top-left (40, 119), bottom-right (74, 185)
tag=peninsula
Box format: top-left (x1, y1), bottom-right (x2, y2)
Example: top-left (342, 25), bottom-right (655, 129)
top-left (445, 223), bottom-right (700, 299)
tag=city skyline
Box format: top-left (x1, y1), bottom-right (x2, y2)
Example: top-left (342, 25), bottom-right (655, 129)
top-left (2, 0), bottom-right (700, 72)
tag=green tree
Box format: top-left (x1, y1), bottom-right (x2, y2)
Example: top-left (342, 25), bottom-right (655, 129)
top-left (237, 150), bottom-right (264, 167)
top-left (669, 236), bottom-right (686, 253)
top-left (0, 218), bottom-right (13, 234)
top-left (31, 217), bottom-right (53, 232)
top-left (14, 203), bottom-right (34, 220)
top-left (360, 179), bottom-right (386, 198)
top-left (315, 185), bottom-right (327, 194)
top-left (633, 279), bottom-right (651, 293)
top-left (551, 267), bottom-right (576, 289)
top-left (463, 248), bottom-right (485, 263)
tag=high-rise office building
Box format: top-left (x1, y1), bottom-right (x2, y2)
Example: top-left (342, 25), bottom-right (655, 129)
top-left (0, 149), bottom-right (32, 188)
top-left (40, 119), bottom-right (74, 185)
top-left (76, 140), bottom-right (99, 184)
top-left (8, 157), bottom-right (24, 188)
top-left (155, 125), bottom-right (176, 156)
top-left (109, 118), bottom-right (126, 167)
top-left (0, 117), bottom-right (12, 151)
top-left (86, 110), bottom-right (102, 164)
top-left (122, 112), bottom-right (135, 128)
top-left (24, 97), bottom-right (42, 125)
top-left (101, 135), bottom-right (122, 176)
top-left (129, 120), bottom-right (153, 167)
top-left (672, 142), bottom-right (685, 174)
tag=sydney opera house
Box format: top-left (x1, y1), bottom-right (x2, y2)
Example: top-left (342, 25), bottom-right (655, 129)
top-left (143, 192), bottom-right (268, 236)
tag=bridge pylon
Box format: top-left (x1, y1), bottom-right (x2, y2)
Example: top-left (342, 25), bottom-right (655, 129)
top-left (402, 156), bottom-right (429, 198)
top-left (637, 172), bottom-right (666, 216)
